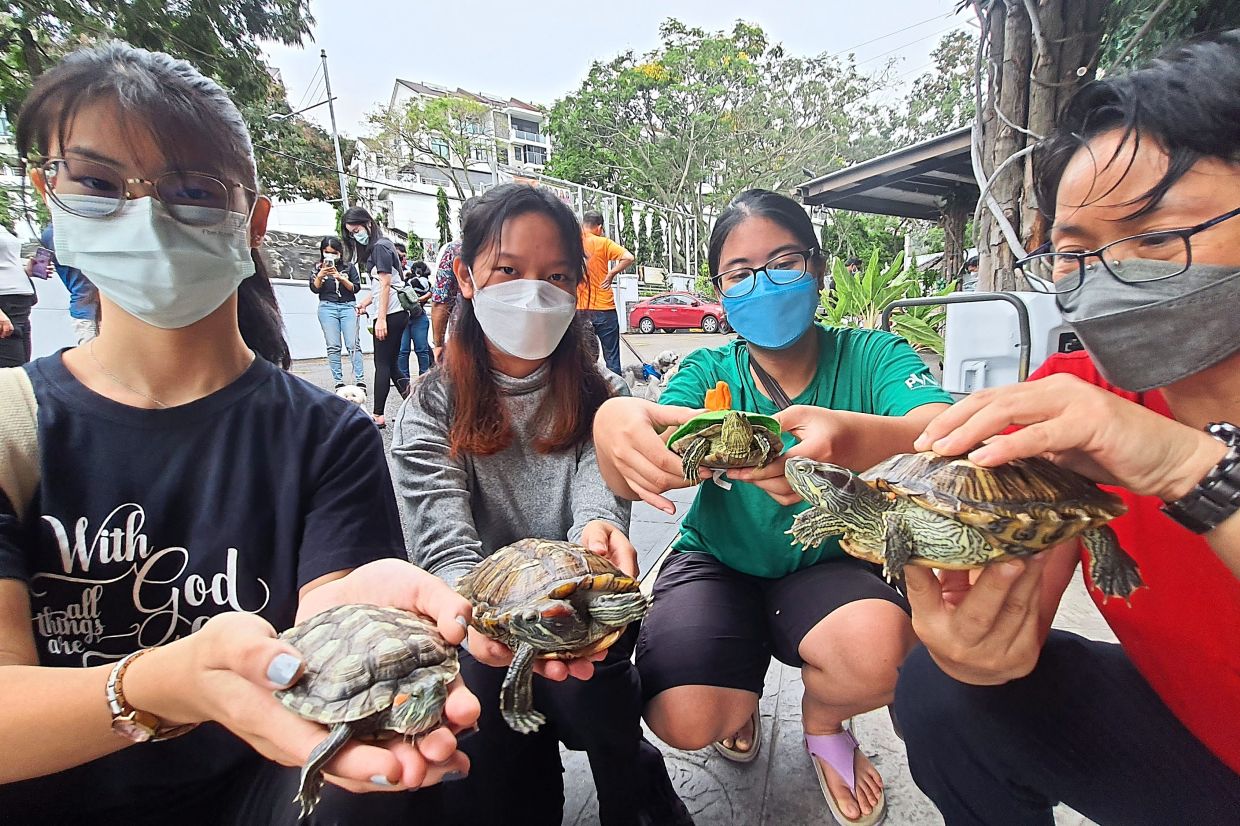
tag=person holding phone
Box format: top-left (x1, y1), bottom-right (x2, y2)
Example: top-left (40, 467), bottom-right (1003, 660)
top-left (310, 236), bottom-right (364, 389)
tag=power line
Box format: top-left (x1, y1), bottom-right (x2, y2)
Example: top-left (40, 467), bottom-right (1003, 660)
top-left (253, 142), bottom-right (428, 196)
top-left (827, 12), bottom-right (955, 60)
top-left (853, 23), bottom-right (969, 69)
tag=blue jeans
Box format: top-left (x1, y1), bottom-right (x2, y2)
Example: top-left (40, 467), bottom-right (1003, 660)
top-left (398, 309), bottom-right (433, 379)
top-left (582, 309), bottom-right (621, 375)
top-left (317, 301), bottom-right (364, 384)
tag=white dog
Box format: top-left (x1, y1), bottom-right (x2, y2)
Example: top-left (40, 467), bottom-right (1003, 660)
top-left (622, 350), bottom-right (681, 402)
top-left (335, 384), bottom-right (367, 406)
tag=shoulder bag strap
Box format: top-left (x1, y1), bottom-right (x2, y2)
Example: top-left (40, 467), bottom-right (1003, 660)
top-left (0, 366), bottom-right (40, 524)
top-left (743, 343), bottom-right (793, 410)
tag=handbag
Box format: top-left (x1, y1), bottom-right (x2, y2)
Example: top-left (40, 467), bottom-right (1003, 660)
top-left (0, 366), bottom-right (40, 524)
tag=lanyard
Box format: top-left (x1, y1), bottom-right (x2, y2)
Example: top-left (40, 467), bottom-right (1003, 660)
top-left (745, 344), bottom-right (793, 410)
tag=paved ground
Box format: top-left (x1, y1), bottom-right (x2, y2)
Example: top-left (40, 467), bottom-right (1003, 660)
top-left (292, 331), bottom-right (1110, 825)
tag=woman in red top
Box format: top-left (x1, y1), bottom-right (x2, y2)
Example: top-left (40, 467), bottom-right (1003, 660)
top-left (878, 32), bottom-right (1240, 825)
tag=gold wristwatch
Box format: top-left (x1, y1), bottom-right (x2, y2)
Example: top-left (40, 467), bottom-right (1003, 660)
top-left (106, 649), bottom-right (199, 742)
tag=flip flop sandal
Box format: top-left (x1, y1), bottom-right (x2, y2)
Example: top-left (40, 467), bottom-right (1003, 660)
top-left (806, 723), bottom-right (887, 826)
top-left (712, 707), bottom-right (761, 763)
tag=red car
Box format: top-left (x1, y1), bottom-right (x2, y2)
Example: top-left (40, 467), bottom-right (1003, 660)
top-left (628, 292), bottom-right (727, 334)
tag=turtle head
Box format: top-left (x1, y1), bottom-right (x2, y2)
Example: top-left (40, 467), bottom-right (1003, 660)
top-left (785, 457), bottom-right (876, 514)
top-left (719, 411), bottom-right (754, 454)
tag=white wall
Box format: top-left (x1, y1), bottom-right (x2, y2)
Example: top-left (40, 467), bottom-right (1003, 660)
top-left (266, 198), bottom-right (338, 237)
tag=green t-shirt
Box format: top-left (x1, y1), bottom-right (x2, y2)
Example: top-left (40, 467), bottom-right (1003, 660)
top-left (661, 326), bottom-right (953, 578)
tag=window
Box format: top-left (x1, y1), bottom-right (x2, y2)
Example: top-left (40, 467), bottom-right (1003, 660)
top-left (524, 146), bottom-right (547, 166)
top-left (470, 145), bottom-right (489, 162)
top-left (430, 138), bottom-right (450, 160)
top-left (511, 117), bottom-right (540, 134)
top-left (497, 146), bottom-right (509, 164)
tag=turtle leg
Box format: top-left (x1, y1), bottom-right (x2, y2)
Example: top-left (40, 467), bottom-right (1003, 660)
top-left (787, 506), bottom-right (846, 549)
top-left (883, 511), bottom-right (917, 583)
top-left (679, 437), bottom-right (710, 483)
top-left (586, 591), bottom-right (648, 626)
top-left (1081, 525), bottom-right (1144, 603)
top-left (500, 642), bottom-right (546, 734)
top-left (751, 428), bottom-right (774, 469)
top-left (296, 721), bottom-right (355, 819)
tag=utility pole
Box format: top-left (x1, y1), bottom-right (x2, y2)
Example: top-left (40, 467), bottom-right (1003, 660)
top-left (321, 49), bottom-right (349, 209)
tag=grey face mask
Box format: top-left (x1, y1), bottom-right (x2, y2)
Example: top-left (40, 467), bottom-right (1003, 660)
top-left (1057, 259), bottom-right (1240, 392)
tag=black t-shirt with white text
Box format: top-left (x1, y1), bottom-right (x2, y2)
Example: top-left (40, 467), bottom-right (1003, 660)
top-left (0, 352), bottom-right (404, 819)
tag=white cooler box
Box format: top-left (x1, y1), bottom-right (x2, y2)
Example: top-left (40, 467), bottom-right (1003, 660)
top-left (942, 292), bottom-right (1083, 394)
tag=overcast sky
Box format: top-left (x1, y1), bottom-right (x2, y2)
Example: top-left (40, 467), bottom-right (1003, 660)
top-left (263, 0), bottom-right (976, 139)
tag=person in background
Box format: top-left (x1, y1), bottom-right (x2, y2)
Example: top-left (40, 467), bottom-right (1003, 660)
top-left (892, 32), bottom-right (1240, 825)
top-left (309, 235), bottom-right (364, 390)
top-left (40, 224), bottom-right (96, 344)
top-left (844, 256), bottom-right (863, 275)
top-left (431, 196), bottom-right (479, 362)
top-left (578, 211), bottom-right (633, 376)
top-left (342, 206), bottom-right (407, 428)
top-left (398, 260), bottom-right (433, 381)
top-left (960, 255), bottom-right (980, 292)
top-left (0, 41), bottom-right (477, 826)
top-left (0, 222), bottom-right (35, 367)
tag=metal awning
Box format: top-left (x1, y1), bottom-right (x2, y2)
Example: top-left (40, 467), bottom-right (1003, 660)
top-left (796, 127), bottom-right (977, 220)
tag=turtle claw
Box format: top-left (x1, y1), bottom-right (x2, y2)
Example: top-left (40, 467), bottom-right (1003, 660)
top-left (502, 708), bottom-right (547, 734)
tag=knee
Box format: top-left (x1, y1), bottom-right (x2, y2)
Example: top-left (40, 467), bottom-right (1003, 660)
top-left (645, 690), bottom-right (750, 750)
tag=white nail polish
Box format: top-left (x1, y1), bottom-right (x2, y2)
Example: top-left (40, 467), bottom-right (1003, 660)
top-left (370, 775), bottom-right (393, 786)
top-left (266, 653), bottom-right (301, 686)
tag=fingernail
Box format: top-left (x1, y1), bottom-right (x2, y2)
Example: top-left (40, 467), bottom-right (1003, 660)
top-left (443, 771), bottom-right (467, 782)
top-left (370, 775), bottom-right (393, 787)
top-left (1002, 560), bottom-right (1024, 573)
top-left (266, 653), bottom-right (301, 686)
top-left (455, 615), bottom-right (469, 629)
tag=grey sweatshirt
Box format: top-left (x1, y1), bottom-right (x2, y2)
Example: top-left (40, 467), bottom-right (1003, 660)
top-left (392, 365), bottom-right (632, 586)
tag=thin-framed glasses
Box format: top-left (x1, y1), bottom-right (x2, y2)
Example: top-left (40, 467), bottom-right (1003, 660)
top-left (38, 157), bottom-right (257, 228)
top-left (712, 247), bottom-right (820, 298)
top-left (1018, 205), bottom-right (1240, 295)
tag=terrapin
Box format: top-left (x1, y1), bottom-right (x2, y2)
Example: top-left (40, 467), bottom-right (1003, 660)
top-left (668, 409), bottom-right (783, 482)
top-left (785, 452), bottom-right (1144, 600)
top-left (456, 539), bottom-right (648, 733)
top-left (275, 604), bottom-right (460, 818)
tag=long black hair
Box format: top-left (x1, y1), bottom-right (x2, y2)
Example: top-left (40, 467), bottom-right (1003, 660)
top-left (430, 183), bottom-right (609, 457)
top-left (16, 41), bottom-right (290, 367)
top-left (340, 206), bottom-right (382, 266)
top-left (1034, 30), bottom-right (1240, 221)
top-left (707, 189), bottom-right (825, 278)
top-left (319, 235), bottom-right (344, 258)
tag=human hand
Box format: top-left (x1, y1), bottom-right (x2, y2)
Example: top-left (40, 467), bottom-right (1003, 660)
top-left (465, 627), bottom-right (602, 682)
top-left (904, 553), bottom-right (1052, 685)
top-left (592, 397), bottom-right (705, 514)
top-left (913, 374), bottom-right (1225, 501)
top-left (433, 345), bottom-right (444, 362)
top-left (375, 317), bottom-right (388, 341)
top-left (127, 612), bottom-right (473, 796)
top-left (579, 520), bottom-right (638, 578)
top-left (601, 276), bottom-right (614, 291)
top-left (0, 309), bottom-right (12, 339)
top-left (729, 405), bottom-right (852, 506)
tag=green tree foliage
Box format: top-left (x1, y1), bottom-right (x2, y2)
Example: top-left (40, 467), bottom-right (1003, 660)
top-left (407, 231), bottom-right (425, 262)
top-left (818, 210), bottom-right (906, 265)
top-left (547, 19), bottom-right (893, 254)
top-left (0, 2), bottom-right (331, 200)
top-left (894, 30), bottom-right (978, 144)
top-left (636, 211), bottom-right (650, 267)
top-left (619, 200), bottom-right (637, 255)
top-left (650, 213), bottom-right (666, 268)
top-left (1097, 0), bottom-right (1240, 69)
top-left (435, 187), bottom-right (451, 245)
top-left (369, 95), bottom-right (492, 200)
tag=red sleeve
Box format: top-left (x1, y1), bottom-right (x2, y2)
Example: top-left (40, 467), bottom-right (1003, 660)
top-left (1027, 351), bottom-right (1170, 417)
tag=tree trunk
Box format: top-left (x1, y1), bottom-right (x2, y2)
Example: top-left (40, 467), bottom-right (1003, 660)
top-left (973, 0), bottom-right (1108, 291)
top-left (941, 192), bottom-right (970, 282)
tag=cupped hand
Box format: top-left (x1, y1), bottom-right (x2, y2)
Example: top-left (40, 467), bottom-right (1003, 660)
top-left (0, 310), bottom-right (12, 339)
top-left (465, 627), bottom-right (601, 682)
top-left (913, 374), bottom-right (1224, 501)
top-left (904, 553), bottom-right (1051, 686)
top-left (375, 318), bottom-right (388, 341)
top-left (579, 519), bottom-right (639, 578)
top-left (592, 397), bottom-right (705, 513)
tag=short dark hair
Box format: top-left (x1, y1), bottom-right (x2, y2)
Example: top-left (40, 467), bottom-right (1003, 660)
top-left (845, 256), bottom-right (863, 268)
top-left (394, 241), bottom-right (407, 255)
top-left (965, 256), bottom-right (979, 268)
top-left (707, 189), bottom-right (823, 277)
top-left (582, 210), bottom-right (604, 229)
top-left (1034, 30), bottom-right (1240, 221)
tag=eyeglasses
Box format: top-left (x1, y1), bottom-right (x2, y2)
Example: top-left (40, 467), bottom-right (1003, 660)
top-left (39, 157), bottom-right (257, 228)
top-left (1017, 205), bottom-right (1240, 295)
top-left (712, 247), bottom-right (820, 298)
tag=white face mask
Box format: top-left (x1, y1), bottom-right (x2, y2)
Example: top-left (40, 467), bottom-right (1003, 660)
top-left (468, 268), bottom-right (577, 360)
top-left (49, 195), bottom-right (255, 330)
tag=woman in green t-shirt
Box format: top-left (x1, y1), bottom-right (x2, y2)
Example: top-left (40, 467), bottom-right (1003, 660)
top-left (594, 189), bottom-right (951, 825)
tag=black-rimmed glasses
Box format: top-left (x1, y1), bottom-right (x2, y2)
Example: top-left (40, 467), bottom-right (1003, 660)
top-left (712, 247), bottom-right (820, 298)
top-left (39, 157), bottom-right (257, 228)
top-left (1018, 205), bottom-right (1240, 295)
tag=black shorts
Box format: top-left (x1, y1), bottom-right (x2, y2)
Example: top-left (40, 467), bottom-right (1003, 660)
top-left (635, 551), bottom-right (909, 702)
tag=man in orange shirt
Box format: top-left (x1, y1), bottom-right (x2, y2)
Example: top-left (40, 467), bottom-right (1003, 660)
top-left (579, 211), bottom-right (634, 375)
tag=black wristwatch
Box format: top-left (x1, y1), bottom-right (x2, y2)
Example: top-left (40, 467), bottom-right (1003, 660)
top-left (1161, 422), bottom-right (1240, 534)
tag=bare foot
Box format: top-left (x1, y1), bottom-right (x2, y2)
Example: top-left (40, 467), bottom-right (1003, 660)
top-left (718, 712), bottom-right (756, 754)
top-left (812, 731), bottom-right (883, 821)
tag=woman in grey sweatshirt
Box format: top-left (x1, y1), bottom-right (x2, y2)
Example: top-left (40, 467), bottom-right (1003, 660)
top-left (390, 184), bottom-right (690, 826)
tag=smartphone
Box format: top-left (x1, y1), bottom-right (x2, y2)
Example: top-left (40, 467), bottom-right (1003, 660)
top-left (322, 253), bottom-right (339, 266)
top-left (29, 247), bottom-right (54, 280)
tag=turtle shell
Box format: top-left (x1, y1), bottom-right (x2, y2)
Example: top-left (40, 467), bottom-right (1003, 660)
top-left (667, 410), bottom-right (783, 468)
top-left (861, 452), bottom-right (1127, 553)
top-left (667, 409), bottom-right (781, 447)
top-left (276, 604), bottom-right (458, 725)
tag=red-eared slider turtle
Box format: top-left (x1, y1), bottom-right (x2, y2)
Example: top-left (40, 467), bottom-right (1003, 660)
top-left (668, 409), bottom-right (783, 481)
top-left (275, 604), bottom-right (460, 817)
top-left (456, 539), bottom-right (648, 733)
top-left (785, 452), bottom-right (1143, 600)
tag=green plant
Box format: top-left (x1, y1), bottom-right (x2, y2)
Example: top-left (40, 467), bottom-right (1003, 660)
top-left (650, 214), bottom-right (666, 267)
top-left (694, 258), bottom-right (714, 297)
top-left (435, 187), bottom-right (451, 244)
top-left (407, 231), bottom-right (425, 262)
top-left (636, 212), bottom-right (650, 267)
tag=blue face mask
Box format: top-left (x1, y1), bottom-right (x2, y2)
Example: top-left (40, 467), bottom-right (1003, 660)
top-left (720, 270), bottom-right (820, 350)
top-left (352, 229), bottom-right (370, 246)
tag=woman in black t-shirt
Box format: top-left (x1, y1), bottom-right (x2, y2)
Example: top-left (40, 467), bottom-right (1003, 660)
top-left (0, 43), bottom-right (478, 826)
top-left (342, 207), bottom-right (408, 428)
top-left (309, 235), bottom-right (365, 389)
